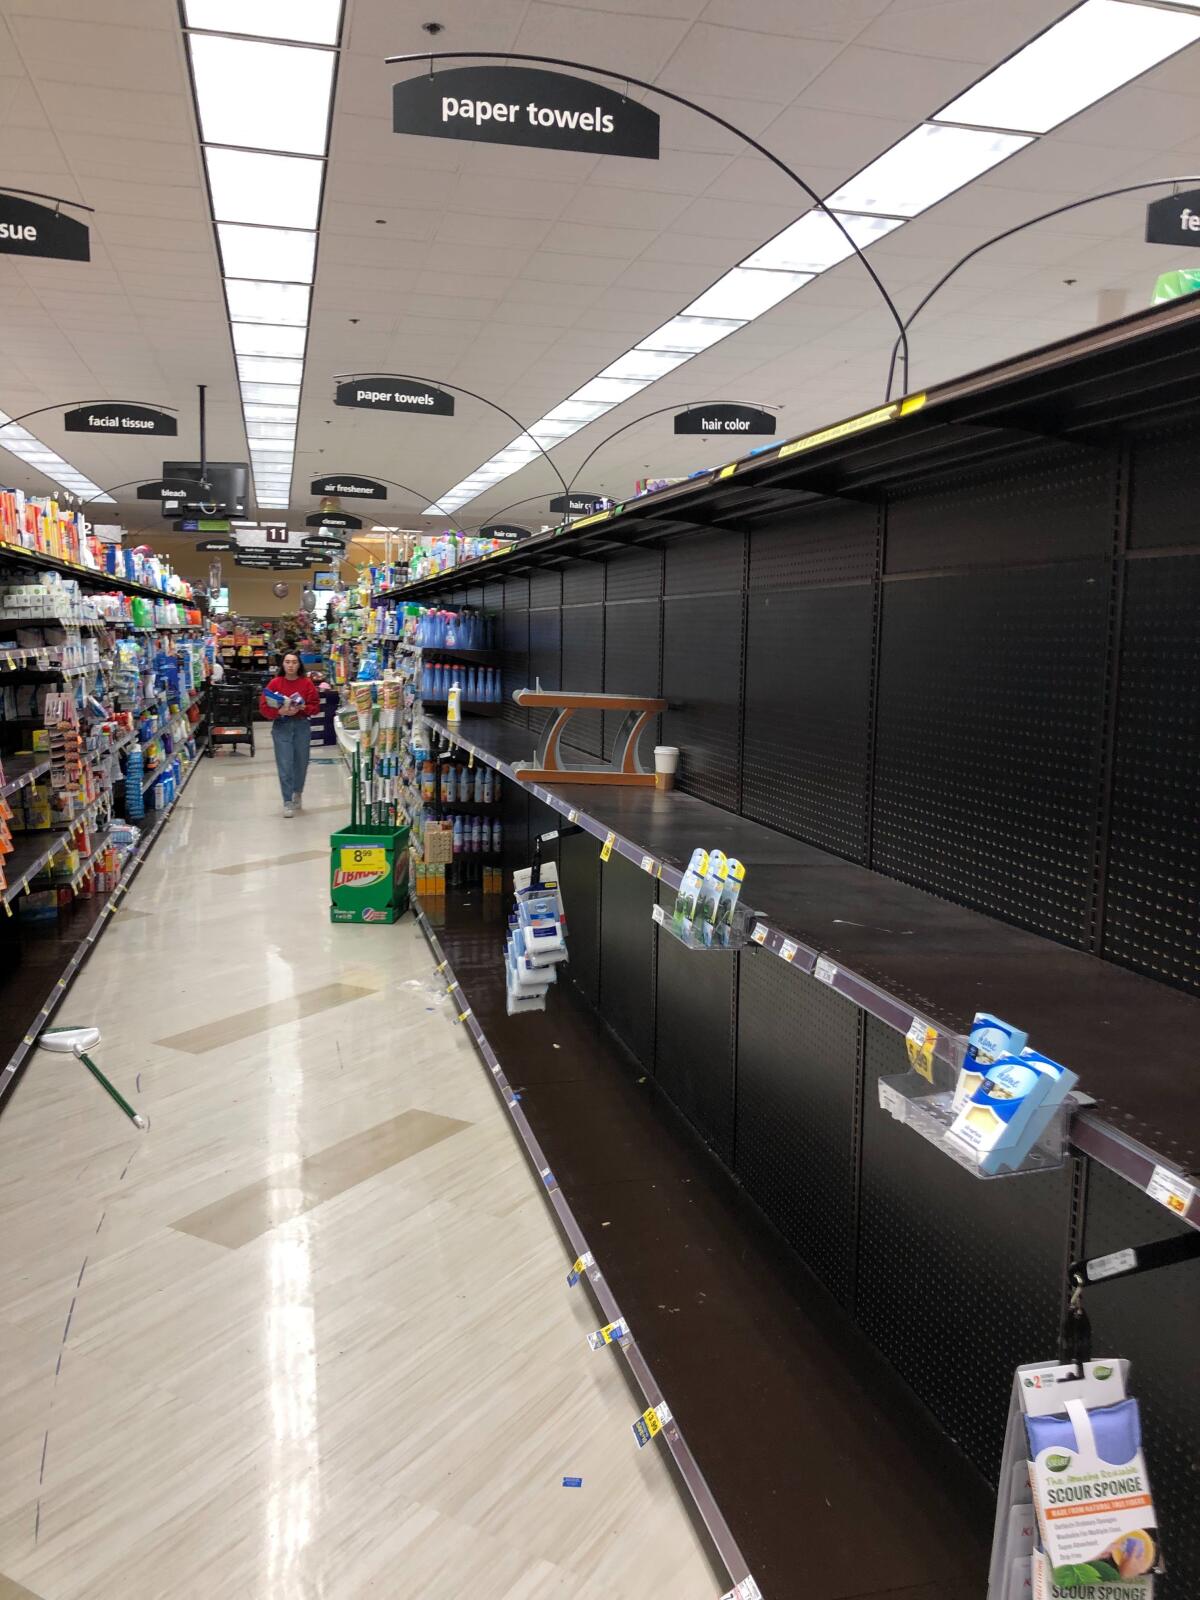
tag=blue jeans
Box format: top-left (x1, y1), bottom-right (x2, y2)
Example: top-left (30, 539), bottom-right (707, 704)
top-left (272, 715), bottom-right (311, 802)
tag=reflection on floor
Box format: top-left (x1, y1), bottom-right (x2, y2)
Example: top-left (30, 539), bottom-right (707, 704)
top-left (0, 745), bottom-right (719, 1600)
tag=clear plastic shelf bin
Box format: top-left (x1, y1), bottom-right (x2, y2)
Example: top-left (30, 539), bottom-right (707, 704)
top-left (877, 1068), bottom-right (1090, 1179)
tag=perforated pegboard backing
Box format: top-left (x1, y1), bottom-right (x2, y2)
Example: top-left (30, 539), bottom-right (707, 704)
top-left (560, 602), bottom-right (603, 757)
top-left (528, 608), bottom-right (561, 694)
top-left (857, 1019), bottom-right (1073, 1483)
top-left (603, 598), bottom-right (661, 762)
top-left (1103, 555), bottom-right (1200, 994)
top-left (873, 562), bottom-right (1109, 946)
top-left (664, 528), bottom-right (745, 595)
top-left (605, 547), bottom-right (661, 601)
top-left (749, 498), bottom-right (878, 589)
top-left (1081, 1161), bottom-right (1200, 1600)
top-left (654, 896), bottom-right (736, 1165)
top-left (500, 608), bottom-right (528, 729)
top-left (736, 957), bottom-right (860, 1307)
top-left (529, 567), bottom-right (562, 609)
top-left (661, 594), bottom-right (744, 809)
top-left (885, 442), bottom-right (1113, 572)
top-left (598, 850), bottom-right (656, 1068)
top-left (1128, 415), bottom-right (1200, 549)
top-left (559, 828), bottom-right (600, 1006)
top-left (742, 584), bottom-right (873, 862)
top-left (563, 557), bottom-right (604, 605)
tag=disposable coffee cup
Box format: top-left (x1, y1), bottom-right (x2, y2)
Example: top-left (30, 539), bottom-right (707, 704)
top-left (654, 746), bottom-right (679, 792)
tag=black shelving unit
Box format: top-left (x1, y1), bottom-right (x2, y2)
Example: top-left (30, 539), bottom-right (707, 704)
top-left (393, 299), bottom-right (1200, 1600)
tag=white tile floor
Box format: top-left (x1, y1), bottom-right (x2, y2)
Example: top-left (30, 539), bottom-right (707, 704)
top-left (0, 744), bottom-right (718, 1599)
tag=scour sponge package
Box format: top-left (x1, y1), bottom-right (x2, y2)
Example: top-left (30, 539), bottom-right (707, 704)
top-left (1026, 1383), bottom-right (1160, 1592)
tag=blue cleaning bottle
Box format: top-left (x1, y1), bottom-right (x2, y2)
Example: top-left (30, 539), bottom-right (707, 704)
top-left (490, 667), bottom-right (501, 704)
top-left (453, 816), bottom-right (463, 854)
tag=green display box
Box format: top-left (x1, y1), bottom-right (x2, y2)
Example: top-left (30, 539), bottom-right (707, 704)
top-left (330, 823), bottom-right (410, 924)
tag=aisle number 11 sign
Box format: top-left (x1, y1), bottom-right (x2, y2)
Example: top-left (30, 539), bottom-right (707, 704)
top-left (393, 66), bottom-right (659, 159)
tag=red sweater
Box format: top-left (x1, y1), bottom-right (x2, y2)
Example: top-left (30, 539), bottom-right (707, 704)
top-left (260, 674), bottom-right (320, 720)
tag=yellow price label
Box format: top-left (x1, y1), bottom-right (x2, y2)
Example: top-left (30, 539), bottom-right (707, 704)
top-left (340, 846), bottom-right (386, 872)
top-left (905, 1019), bottom-right (938, 1083)
top-left (600, 832), bottom-right (615, 862)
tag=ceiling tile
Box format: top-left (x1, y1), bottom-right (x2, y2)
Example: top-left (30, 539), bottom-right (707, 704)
top-left (658, 23), bottom-right (842, 101)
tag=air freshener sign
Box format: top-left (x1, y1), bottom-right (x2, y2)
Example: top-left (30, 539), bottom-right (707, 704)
top-left (310, 475), bottom-right (387, 500)
top-left (64, 403), bottom-right (176, 436)
top-left (674, 404), bottom-right (776, 437)
top-left (393, 66), bottom-right (659, 160)
top-left (0, 196), bottom-right (90, 261)
top-left (334, 379), bottom-right (454, 415)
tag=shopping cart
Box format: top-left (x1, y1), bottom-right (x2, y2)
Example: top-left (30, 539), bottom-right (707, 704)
top-left (206, 683), bottom-right (256, 757)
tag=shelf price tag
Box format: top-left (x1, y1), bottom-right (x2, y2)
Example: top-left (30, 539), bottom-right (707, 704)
top-left (339, 845), bottom-right (386, 872)
top-left (587, 1318), bottom-right (628, 1350)
top-left (600, 832), bottom-right (615, 862)
top-left (567, 1251), bottom-right (594, 1287)
top-left (1147, 1164), bottom-right (1196, 1218)
top-left (651, 904), bottom-right (665, 926)
top-left (720, 1580), bottom-right (763, 1600)
top-left (878, 1080), bottom-right (908, 1124)
top-left (778, 938), bottom-right (798, 964)
top-left (750, 923), bottom-right (768, 946)
top-left (640, 854), bottom-right (654, 874)
top-left (905, 1018), bottom-right (938, 1083)
top-left (632, 1402), bottom-right (672, 1448)
top-left (813, 956), bottom-right (837, 985)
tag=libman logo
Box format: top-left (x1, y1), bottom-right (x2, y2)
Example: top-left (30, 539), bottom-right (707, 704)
top-left (333, 866), bottom-right (388, 890)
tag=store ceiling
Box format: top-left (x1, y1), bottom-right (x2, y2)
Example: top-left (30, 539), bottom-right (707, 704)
top-left (3, 0), bottom-right (1200, 544)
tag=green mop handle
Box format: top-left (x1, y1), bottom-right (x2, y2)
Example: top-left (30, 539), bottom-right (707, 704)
top-left (76, 1047), bottom-right (147, 1129)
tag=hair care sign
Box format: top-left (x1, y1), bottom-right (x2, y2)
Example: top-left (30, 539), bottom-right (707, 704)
top-left (0, 196), bottom-right (90, 261)
top-left (64, 403), bottom-right (176, 436)
top-left (674, 404), bottom-right (776, 437)
top-left (549, 492), bottom-right (605, 515)
top-left (309, 475), bottom-right (387, 500)
top-left (334, 378), bottom-right (454, 415)
top-left (393, 66), bottom-right (659, 160)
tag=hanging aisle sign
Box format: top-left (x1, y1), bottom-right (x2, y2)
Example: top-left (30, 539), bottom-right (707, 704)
top-left (0, 196), bottom-right (90, 262)
top-left (1145, 187), bottom-right (1200, 246)
top-left (480, 524), bottom-right (529, 540)
top-left (550, 492), bottom-right (604, 515)
top-left (64, 403), bottom-right (176, 436)
top-left (310, 474), bottom-right (387, 500)
top-left (393, 66), bottom-right (660, 160)
top-left (306, 511), bottom-right (361, 529)
top-left (334, 379), bottom-right (454, 415)
top-left (194, 539), bottom-right (235, 551)
top-left (137, 477), bottom-right (203, 500)
top-left (674, 404), bottom-right (776, 437)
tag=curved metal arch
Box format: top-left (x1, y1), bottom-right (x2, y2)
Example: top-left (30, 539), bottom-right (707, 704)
top-left (383, 49), bottom-right (909, 392)
top-left (884, 175), bottom-right (1200, 399)
top-left (565, 399), bottom-right (780, 492)
top-left (332, 370), bottom-right (569, 496)
top-left (0, 186), bottom-right (95, 213)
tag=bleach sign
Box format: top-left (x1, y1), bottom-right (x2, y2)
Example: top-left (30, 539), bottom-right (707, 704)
top-left (393, 66), bottom-right (659, 160)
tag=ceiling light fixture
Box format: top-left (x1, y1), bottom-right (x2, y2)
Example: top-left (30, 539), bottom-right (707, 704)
top-left (183, 0), bottom-right (342, 45)
top-left (217, 224), bottom-right (316, 284)
top-left (189, 33), bottom-right (335, 155)
top-left (0, 410), bottom-right (113, 503)
top-left (205, 148), bottom-right (324, 230)
top-left (825, 124), bottom-right (1031, 218)
top-left (744, 210), bottom-right (904, 274)
top-left (935, 0), bottom-right (1200, 136)
top-left (223, 279), bottom-right (311, 327)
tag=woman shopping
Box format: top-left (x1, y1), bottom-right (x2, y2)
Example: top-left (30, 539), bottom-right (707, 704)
top-left (260, 651), bottom-right (320, 817)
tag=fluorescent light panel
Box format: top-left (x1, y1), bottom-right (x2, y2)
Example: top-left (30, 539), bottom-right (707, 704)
top-left (183, 0), bottom-right (342, 45)
top-left (218, 223), bottom-right (315, 283)
top-left (0, 410), bottom-right (113, 502)
top-left (188, 34), bottom-right (335, 156)
top-left (744, 209), bottom-right (904, 274)
top-left (224, 279), bottom-right (310, 326)
top-left (232, 322), bottom-right (308, 358)
top-left (237, 354), bottom-right (305, 385)
top-left (935, 0), bottom-right (1200, 136)
top-left (638, 315), bottom-right (745, 354)
top-left (826, 123), bottom-right (1031, 217)
top-left (205, 148), bottom-right (323, 230)
top-left (684, 267), bottom-right (813, 321)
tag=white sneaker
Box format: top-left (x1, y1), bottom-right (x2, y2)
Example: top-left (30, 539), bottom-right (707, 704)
top-left (293, 793), bottom-right (303, 811)
top-left (283, 802), bottom-right (294, 818)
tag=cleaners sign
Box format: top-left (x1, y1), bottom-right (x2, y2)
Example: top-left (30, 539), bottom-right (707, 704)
top-left (334, 378), bottom-right (454, 415)
top-left (393, 66), bottom-right (659, 160)
top-left (64, 403), bottom-right (176, 436)
top-left (674, 404), bottom-right (776, 437)
top-left (0, 196), bottom-right (90, 262)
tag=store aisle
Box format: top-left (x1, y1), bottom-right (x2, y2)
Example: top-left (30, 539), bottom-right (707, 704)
top-left (0, 746), bottom-right (718, 1600)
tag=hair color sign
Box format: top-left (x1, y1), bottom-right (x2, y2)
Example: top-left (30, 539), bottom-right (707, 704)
top-left (393, 66), bottom-right (659, 159)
